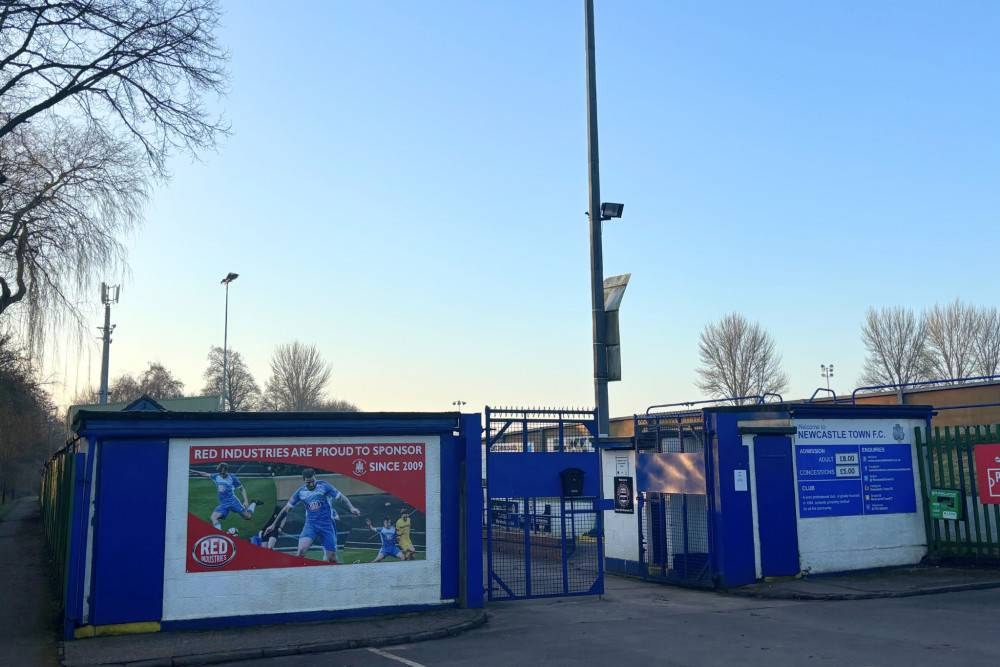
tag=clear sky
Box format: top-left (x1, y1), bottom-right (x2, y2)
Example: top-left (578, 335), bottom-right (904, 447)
top-left (47, 1), bottom-right (1000, 417)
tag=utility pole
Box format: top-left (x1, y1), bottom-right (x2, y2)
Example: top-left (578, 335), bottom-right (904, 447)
top-left (98, 283), bottom-right (120, 404)
top-left (585, 0), bottom-right (609, 438)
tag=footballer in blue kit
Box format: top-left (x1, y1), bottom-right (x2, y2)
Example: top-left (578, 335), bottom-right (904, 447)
top-left (367, 517), bottom-right (407, 562)
top-left (269, 468), bottom-right (361, 563)
top-left (190, 463), bottom-right (261, 530)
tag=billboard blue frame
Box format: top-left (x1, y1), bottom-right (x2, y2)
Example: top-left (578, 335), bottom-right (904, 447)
top-left (51, 410), bottom-right (483, 640)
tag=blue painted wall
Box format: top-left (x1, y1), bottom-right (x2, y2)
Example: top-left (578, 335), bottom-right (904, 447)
top-left (440, 431), bottom-right (460, 601)
top-left (65, 410), bottom-right (483, 637)
top-left (708, 411), bottom-right (763, 588)
top-left (486, 452), bottom-right (599, 498)
top-left (91, 439), bottom-right (169, 625)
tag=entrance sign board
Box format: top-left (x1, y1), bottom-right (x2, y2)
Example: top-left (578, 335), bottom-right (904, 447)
top-left (794, 420), bottom-right (917, 518)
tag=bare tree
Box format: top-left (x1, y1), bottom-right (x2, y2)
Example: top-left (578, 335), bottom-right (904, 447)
top-left (67, 386), bottom-right (101, 407)
top-left (108, 373), bottom-right (142, 404)
top-left (0, 0), bottom-right (228, 348)
top-left (314, 398), bottom-right (360, 412)
top-left (974, 306), bottom-right (1000, 378)
top-left (696, 313), bottom-right (789, 404)
top-left (924, 299), bottom-right (978, 383)
top-left (0, 0), bottom-right (229, 168)
top-left (109, 362), bottom-right (185, 402)
top-left (264, 341), bottom-right (333, 412)
top-left (858, 306), bottom-right (930, 388)
top-left (201, 346), bottom-right (260, 411)
top-left (0, 116), bottom-right (147, 329)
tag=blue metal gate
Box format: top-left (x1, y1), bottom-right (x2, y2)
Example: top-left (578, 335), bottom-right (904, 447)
top-left (635, 409), bottom-right (715, 588)
top-left (485, 407), bottom-right (604, 601)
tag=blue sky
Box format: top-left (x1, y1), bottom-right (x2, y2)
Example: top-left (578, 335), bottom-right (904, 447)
top-left (50, 1), bottom-right (1000, 415)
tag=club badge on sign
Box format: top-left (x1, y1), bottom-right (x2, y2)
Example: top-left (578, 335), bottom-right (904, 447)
top-left (614, 476), bottom-right (634, 514)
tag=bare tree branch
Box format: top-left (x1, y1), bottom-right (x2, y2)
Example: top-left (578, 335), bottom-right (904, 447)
top-left (0, 115), bottom-right (146, 340)
top-left (202, 345), bottom-right (260, 411)
top-left (0, 0), bottom-right (230, 170)
top-left (109, 361), bottom-right (184, 402)
top-left (974, 306), bottom-right (1000, 378)
top-left (858, 306), bottom-right (930, 388)
top-left (924, 299), bottom-right (977, 383)
top-left (264, 341), bottom-right (334, 412)
top-left (0, 1), bottom-right (228, 353)
top-left (695, 313), bottom-right (789, 405)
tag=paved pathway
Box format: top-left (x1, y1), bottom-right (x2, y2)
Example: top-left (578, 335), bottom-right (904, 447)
top-left (0, 497), bottom-right (60, 666)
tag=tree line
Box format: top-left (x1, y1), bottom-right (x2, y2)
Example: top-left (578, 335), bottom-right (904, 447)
top-left (695, 299), bottom-right (1000, 404)
top-left (0, 333), bottom-right (62, 503)
top-left (858, 301), bottom-right (1000, 388)
top-left (87, 341), bottom-right (358, 413)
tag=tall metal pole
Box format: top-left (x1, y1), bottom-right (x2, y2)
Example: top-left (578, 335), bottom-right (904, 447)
top-left (586, 0), bottom-right (609, 437)
top-left (99, 300), bottom-right (112, 404)
top-left (98, 282), bottom-right (118, 404)
top-left (222, 281), bottom-right (230, 412)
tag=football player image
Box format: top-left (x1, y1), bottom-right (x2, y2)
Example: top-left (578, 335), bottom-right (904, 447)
top-left (252, 506), bottom-right (287, 549)
top-left (190, 463), bottom-right (261, 530)
top-left (268, 468), bottom-right (361, 563)
top-left (395, 508), bottom-right (416, 560)
top-left (367, 516), bottom-right (407, 562)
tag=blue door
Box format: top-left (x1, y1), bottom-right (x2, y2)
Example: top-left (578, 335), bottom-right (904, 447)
top-left (753, 436), bottom-right (799, 578)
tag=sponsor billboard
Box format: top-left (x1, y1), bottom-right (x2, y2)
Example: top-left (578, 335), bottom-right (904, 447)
top-left (187, 442), bottom-right (426, 572)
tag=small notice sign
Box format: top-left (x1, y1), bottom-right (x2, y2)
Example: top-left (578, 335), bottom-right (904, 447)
top-left (614, 476), bottom-right (634, 514)
top-left (734, 470), bottom-right (748, 492)
top-left (928, 489), bottom-right (962, 520)
top-left (616, 457), bottom-right (629, 477)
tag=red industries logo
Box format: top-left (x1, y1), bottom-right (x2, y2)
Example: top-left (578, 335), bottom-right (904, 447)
top-left (192, 534), bottom-right (237, 568)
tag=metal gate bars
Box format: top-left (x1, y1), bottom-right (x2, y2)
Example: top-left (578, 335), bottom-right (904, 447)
top-left (485, 407), bottom-right (604, 601)
top-left (916, 424), bottom-right (1000, 559)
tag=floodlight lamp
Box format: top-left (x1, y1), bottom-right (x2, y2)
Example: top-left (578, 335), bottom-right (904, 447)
top-left (221, 272), bottom-right (239, 285)
top-left (600, 202), bottom-right (624, 220)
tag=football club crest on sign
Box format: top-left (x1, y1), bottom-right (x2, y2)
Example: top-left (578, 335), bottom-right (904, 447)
top-left (614, 476), bottom-right (634, 514)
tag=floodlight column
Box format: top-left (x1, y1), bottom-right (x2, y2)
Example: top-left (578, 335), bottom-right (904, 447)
top-left (222, 281), bottom-right (230, 412)
top-left (586, 0), bottom-right (609, 437)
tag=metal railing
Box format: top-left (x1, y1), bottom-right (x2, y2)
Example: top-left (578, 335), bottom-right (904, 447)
top-left (916, 425), bottom-right (1000, 559)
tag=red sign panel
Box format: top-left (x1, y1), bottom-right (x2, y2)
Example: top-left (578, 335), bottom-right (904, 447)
top-left (186, 442), bottom-right (426, 572)
top-left (973, 444), bottom-right (1000, 504)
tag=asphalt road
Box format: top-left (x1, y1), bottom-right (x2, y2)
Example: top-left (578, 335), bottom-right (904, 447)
top-left (225, 576), bottom-right (999, 667)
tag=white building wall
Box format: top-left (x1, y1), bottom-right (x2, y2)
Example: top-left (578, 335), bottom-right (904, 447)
top-left (601, 449), bottom-right (638, 562)
top-left (791, 418), bottom-right (927, 574)
top-left (162, 436), bottom-right (443, 621)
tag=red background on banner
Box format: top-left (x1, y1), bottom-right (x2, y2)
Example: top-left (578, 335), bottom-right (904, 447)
top-left (185, 513), bottom-right (331, 572)
top-left (974, 444), bottom-right (1000, 505)
top-left (188, 442), bottom-right (426, 512)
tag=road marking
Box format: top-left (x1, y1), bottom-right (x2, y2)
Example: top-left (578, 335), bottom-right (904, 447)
top-left (367, 647), bottom-right (426, 667)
